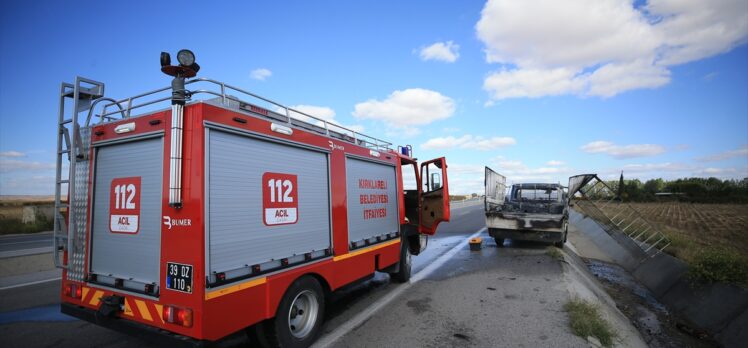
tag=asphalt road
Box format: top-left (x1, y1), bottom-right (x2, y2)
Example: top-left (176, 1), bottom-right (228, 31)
top-left (0, 202), bottom-right (496, 347)
top-left (0, 232), bottom-right (52, 254)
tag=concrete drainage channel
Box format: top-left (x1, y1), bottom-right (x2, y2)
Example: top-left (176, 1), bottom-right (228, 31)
top-left (569, 209), bottom-right (747, 348)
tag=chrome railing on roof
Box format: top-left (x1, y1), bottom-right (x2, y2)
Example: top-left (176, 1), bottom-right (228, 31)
top-left (85, 78), bottom-right (392, 151)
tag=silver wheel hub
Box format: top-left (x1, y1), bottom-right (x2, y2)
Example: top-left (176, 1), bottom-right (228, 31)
top-left (405, 248), bottom-right (411, 268)
top-left (288, 290), bottom-right (319, 338)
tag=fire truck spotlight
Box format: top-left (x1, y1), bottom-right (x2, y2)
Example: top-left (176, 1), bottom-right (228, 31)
top-left (160, 52), bottom-right (171, 67)
top-left (177, 49), bottom-right (195, 66)
top-left (164, 305), bottom-right (193, 327)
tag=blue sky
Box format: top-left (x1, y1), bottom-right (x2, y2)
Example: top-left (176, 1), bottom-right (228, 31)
top-left (1, 0), bottom-right (747, 195)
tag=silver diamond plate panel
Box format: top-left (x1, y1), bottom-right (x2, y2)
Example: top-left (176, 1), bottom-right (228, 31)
top-left (68, 127), bottom-right (90, 281)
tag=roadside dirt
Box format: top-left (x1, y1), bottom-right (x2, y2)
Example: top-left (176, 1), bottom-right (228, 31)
top-left (0, 253), bottom-right (55, 277)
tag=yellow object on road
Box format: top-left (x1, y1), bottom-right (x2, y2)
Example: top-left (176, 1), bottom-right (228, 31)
top-left (469, 237), bottom-right (482, 251)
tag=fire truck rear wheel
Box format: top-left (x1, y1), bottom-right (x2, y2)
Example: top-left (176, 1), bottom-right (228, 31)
top-left (390, 239), bottom-right (412, 283)
top-left (263, 276), bottom-right (325, 348)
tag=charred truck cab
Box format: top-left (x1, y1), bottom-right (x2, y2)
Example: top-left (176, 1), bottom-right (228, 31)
top-left (484, 167), bottom-right (568, 248)
top-left (53, 50), bottom-right (450, 347)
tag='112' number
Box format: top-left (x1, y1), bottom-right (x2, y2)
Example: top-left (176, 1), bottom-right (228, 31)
top-left (114, 184), bottom-right (136, 210)
top-left (267, 179), bottom-right (293, 203)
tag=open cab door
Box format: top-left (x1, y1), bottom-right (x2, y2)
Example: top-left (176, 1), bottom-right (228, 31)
top-left (419, 157), bottom-right (450, 235)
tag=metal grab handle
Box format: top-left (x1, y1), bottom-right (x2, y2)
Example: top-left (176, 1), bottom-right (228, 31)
top-left (85, 98), bottom-right (126, 126)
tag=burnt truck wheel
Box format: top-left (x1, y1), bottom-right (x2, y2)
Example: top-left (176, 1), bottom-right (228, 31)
top-left (390, 239), bottom-right (412, 283)
top-left (553, 221), bottom-right (568, 248)
top-left (494, 237), bottom-right (505, 247)
top-left (262, 276), bottom-right (325, 348)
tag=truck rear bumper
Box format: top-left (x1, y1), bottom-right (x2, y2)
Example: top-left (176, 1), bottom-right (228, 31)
top-left (61, 303), bottom-right (204, 348)
top-left (485, 213), bottom-right (565, 232)
top-left (488, 228), bottom-right (564, 243)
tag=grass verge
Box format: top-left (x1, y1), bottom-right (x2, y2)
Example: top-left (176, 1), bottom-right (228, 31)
top-left (688, 247), bottom-right (748, 286)
top-left (564, 299), bottom-right (618, 347)
top-left (0, 216), bottom-right (54, 235)
top-left (546, 246), bottom-right (563, 260)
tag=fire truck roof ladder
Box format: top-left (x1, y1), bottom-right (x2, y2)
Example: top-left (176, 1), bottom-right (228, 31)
top-left (85, 78), bottom-right (393, 152)
top-left (54, 77), bottom-right (103, 281)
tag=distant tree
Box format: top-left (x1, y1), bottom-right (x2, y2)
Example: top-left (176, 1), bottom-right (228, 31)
top-left (616, 172), bottom-right (624, 200)
top-left (643, 178), bottom-right (664, 197)
top-left (600, 176), bottom-right (748, 203)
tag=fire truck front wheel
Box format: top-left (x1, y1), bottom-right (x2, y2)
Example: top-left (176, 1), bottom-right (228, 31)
top-left (261, 276), bottom-right (325, 348)
top-left (390, 239), bottom-right (412, 283)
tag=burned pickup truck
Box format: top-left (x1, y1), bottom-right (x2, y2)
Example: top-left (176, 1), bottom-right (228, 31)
top-left (484, 167), bottom-right (568, 247)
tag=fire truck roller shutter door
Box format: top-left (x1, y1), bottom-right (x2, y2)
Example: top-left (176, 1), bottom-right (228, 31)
top-left (345, 156), bottom-right (398, 248)
top-left (91, 136), bottom-right (163, 287)
top-left (207, 129), bottom-right (331, 277)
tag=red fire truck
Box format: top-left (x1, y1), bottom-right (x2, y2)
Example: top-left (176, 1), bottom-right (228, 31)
top-left (53, 50), bottom-right (450, 347)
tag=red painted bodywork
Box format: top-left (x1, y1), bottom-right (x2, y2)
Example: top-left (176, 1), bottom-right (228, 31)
top-left (59, 101), bottom-right (448, 341)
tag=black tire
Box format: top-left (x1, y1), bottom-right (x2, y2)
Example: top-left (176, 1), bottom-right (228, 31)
top-left (495, 237), bottom-right (505, 247)
top-left (260, 276), bottom-right (325, 348)
top-left (554, 221), bottom-right (568, 248)
top-left (390, 239), bottom-right (412, 283)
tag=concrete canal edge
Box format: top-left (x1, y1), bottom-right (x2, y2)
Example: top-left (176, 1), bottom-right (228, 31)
top-left (569, 209), bottom-right (748, 348)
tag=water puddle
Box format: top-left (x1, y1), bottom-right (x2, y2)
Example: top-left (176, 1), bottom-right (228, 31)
top-left (586, 259), bottom-right (667, 314)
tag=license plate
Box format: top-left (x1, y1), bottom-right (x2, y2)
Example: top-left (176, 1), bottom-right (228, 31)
top-left (166, 262), bottom-right (193, 294)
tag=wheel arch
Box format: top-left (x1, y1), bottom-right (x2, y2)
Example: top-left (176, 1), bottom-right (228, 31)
top-left (267, 272), bottom-right (331, 319)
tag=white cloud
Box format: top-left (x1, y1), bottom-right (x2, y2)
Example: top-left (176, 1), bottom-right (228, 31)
top-left (581, 140), bottom-right (666, 159)
top-left (353, 88), bottom-right (455, 131)
top-left (697, 145), bottom-right (748, 162)
top-left (620, 162), bottom-right (692, 173)
top-left (597, 162), bottom-right (748, 181)
top-left (585, 59), bottom-right (671, 97)
top-left (546, 160), bottom-right (565, 166)
top-left (476, 0), bottom-right (748, 100)
top-left (492, 157), bottom-right (575, 184)
top-left (703, 72), bottom-right (719, 81)
top-left (421, 135), bottom-right (516, 151)
top-left (0, 151), bottom-right (25, 158)
top-left (445, 164), bottom-right (487, 194)
top-left (419, 41), bottom-right (460, 63)
top-left (277, 105), bottom-right (364, 133)
top-left (0, 159), bottom-right (55, 172)
top-left (250, 68), bottom-right (272, 81)
top-left (649, 0), bottom-right (748, 66)
top-left (483, 67), bottom-right (585, 99)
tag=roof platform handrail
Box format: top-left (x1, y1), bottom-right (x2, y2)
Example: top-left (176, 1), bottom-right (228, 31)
top-left (88, 78), bottom-right (392, 151)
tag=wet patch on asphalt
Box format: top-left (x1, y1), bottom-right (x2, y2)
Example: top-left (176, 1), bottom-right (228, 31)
top-left (0, 305), bottom-right (76, 324)
top-left (406, 297), bottom-right (433, 315)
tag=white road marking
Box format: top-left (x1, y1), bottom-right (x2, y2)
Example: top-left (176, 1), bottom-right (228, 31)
top-left (1, 240), bottom-right (49, 245)
top-left (312, 227), bottom-right (487, 348)
top-left (0, 277), bottom-right (61, 291)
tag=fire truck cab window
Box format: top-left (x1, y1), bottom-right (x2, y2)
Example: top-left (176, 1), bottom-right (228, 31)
top-left (423, 162), bottom-right (443, 192)
top-left (401, 161), bottom-right (419, 226)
